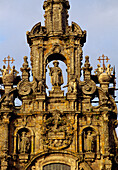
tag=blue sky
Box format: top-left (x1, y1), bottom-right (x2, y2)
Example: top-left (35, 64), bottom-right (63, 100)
top-left (0, 0), bottom-right (118, 133)
top-left (0, 0), bottom-right (118, 70)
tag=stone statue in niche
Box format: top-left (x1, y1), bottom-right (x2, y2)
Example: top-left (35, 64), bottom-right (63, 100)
top-left (48, 60), bottom-right (64, 87)
top-left (18, 131), bottom-right (30, 154)
top-left (84, 130), bottom-right (96, 152)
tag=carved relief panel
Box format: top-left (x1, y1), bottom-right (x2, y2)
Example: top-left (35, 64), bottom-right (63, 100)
top-left (41, 110), bottom-right (74, 150)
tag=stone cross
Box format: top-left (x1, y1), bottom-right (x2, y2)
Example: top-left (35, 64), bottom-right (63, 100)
top-left (97, 54), bottom-right (109, 70)
top-left (3, 55), bottom-right (15, 73)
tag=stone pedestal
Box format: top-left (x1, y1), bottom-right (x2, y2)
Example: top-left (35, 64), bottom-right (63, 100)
top-left (19, 154), bottom-right (29, 163)
top-left (66, 93), bottom-right (78, 111)
top-left (36, 93), bottom-right (46, 111)
top-left (4, 83), bottom-right (13, 94)
top-left (36, 93), bottom-right (46, 100)
top-left (66, 92), bottom-right (77, 100)
top-left (85, 152), bottom-right (95, 161)
top-left (49, 90), bottom-right (64, 97)
top-left (82, 96), bottom-right (91, 112)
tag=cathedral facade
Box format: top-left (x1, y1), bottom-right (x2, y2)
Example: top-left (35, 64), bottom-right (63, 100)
top-left (0, 0), bottom-right (118, 169)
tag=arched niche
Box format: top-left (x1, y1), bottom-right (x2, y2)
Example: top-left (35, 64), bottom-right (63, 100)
top-left (45, 54), bottom-right (68, 95)
top-left (44, 52), bottom-right (70, 82)
top-left (79, 126), bottom-right (100, 154)
top-left (46, 53), bottom-right (67, 65)
top-left (82, 127), bottom-right (97, 153)
top-left (14, 127), bottom-right (34, 155)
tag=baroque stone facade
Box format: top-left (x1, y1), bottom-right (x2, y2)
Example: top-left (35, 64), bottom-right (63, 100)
top-left (0, 0), bottom-right (118, 169)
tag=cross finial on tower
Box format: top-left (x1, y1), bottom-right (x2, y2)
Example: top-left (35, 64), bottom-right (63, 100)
top-left (97, 54), bottom-right (109, 70)
top-left (3, 55), bottom-right (15, 73)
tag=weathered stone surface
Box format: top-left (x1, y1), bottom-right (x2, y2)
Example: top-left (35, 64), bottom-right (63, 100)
top-left (0, 0), bottom-right (117, 169)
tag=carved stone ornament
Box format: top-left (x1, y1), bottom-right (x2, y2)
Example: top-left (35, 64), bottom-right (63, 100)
top-left (17, 79), bottom-right (32, 96)
top-left (41, 110), bottom-right (74, 150)
top-left (0, 65), bottom-right (19, 84)
top-left (52, 44), bottom-right (62, 54)
top-left (82, 80), bottom-right (96, 95)
top-left (63, 76), bottom-right (77, 93)
top-left (95, 64), bottom-right (113, 85)
top-left (115, 154), bottom-right (118, 164)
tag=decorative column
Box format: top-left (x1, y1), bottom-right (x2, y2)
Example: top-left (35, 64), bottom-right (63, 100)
top-left (0, 114), bottom-right (11, 170)
top-left (103, 112), bottom-right (110, 155)
top-left (0, 63), bottom-right (18, 169)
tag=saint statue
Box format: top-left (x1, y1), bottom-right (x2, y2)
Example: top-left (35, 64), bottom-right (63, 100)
top-left (18, 132), bottom-right (30, 154)
top-left (84, 130), bottom-right (96, 152)
top-left (48, 60), bottom-right (64, 87)
top-left (86, 131), bottom-right (93, 152)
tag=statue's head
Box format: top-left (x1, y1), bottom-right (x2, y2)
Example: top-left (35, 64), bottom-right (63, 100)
top-left (3, 65), bottom-right (6, 69)
top-left (107, 64), bottom-right (111, 68)
top-left (97, 64), bottom-right (100, 68)
top-left (87, 131), bottom-right (91, 135)
top-left (53, 60), bottom-right (59, 67)
top-left (22, 132), bottom-right (26, 137)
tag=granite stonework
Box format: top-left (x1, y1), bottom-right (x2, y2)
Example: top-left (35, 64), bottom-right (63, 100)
top-left (0, 0), bottom-right (118, 169)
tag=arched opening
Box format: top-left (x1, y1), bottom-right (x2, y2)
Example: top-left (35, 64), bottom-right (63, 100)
top-left (91, 96), bottom-right (99, 107)
top-left (46, 53), bottom-right (67, 65)
top-left (46, 54), bottom-right (68, 96)
top-left (43, 163), bottom-right (71, 170)
top-left (14, 97), bottom-right (22, 106)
